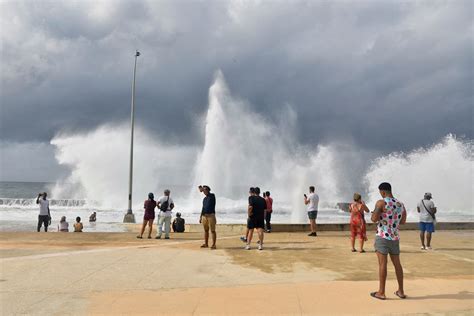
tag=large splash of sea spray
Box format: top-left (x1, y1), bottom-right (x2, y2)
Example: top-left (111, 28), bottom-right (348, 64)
top-left (49, 71), bottom-right (473, 223)
top-left (364, 135), bottom-right (473, 221)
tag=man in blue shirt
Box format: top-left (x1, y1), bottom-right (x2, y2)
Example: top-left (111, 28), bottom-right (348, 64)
top-left (199, 185), bottom-right (217, 249)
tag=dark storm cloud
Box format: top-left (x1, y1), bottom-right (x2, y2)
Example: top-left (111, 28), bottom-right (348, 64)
top-left (1, 0), bottom-right (472, 151)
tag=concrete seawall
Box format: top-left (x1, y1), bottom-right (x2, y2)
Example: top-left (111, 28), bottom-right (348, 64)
top-left (184, 222), bottom-right (474, 233)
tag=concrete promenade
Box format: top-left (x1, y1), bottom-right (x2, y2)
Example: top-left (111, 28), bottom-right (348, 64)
top-left (1, 229), bottom-right (473, 315)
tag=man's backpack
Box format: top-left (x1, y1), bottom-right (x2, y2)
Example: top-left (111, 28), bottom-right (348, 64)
top-left (160, 197), bottom-right (169, 212)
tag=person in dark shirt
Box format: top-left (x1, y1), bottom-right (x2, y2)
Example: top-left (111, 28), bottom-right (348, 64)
top-left (245, 187), bottom-right (266, 250)
top-left (137, 192), bottom-right (156, 239)
top-left (172, 212), bottom-right (185, 233)
top-left (199, 185), bottom-right (217, 249)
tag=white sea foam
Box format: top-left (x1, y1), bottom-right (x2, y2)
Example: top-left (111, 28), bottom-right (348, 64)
top-left (40, 71), bottom-right (473, 224)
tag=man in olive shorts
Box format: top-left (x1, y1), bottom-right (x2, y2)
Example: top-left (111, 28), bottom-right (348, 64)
top-left (370, 182), bottom-right (407, 300)
top-left (199, 185), bottom-right (217, 249)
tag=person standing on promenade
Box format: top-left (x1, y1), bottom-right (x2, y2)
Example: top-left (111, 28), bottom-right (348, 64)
top-left (199, 185), bottom-right (217, 249)
top-left (304, 186), bottom-right (319, 236)
top-left (245, 187), bottom-right (266, 250)
top-left (36, 192), bottom-right (50, 232)
top-left (417, 192), bottom-right (437, 250)
top-left (137, 193), bottom-right (156, 239)
top-left (264, 191), bottom-right (273, 233)
top-left (349, 193), bottom-right (370, 253)
top-left (156, 190), bottom-right (174, 239)
top-left (370, 182), bottom-right (407, 300)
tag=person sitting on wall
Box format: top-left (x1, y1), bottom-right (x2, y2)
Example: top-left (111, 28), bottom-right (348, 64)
top-left (172, 212), bottom-right (185, 233)
top-left (89, 212), bottom-right (97, 222)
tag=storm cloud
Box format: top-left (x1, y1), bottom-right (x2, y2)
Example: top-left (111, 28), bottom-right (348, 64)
top-left (0, 0), bottom-right (472, 180)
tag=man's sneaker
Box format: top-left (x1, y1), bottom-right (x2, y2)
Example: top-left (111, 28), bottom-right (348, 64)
top-left (266, 230), bottom-right (271, 233)
top-left (308, 232), bottom-right (317, 237)
top-left (165, 236), bottom-right (170, 239)
top-left (427, 246), bottom-right (433, 250)
top-left (240, 236), bottom-right (247, 243)
top-left (155, 236), bottom-right (161, 239)
top-left (245, 244), bottom-right (251, 250)
top-left (258, 244), bottom-right (263, 251)
top-left (421, 246), bottom-right (426, 250)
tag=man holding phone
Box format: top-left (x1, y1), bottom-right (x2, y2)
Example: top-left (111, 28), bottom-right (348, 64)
top-left (304, 186), bottom-right (319, 236)
top-left (36, 192), bottom-right (51, 232)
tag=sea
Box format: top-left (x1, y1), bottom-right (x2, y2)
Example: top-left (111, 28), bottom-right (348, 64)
top-left (0, 181), bottom-right (471, 233)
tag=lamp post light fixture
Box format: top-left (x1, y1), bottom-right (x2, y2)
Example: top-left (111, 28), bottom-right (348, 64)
top-left (123, 50), bottom-right (140, 223)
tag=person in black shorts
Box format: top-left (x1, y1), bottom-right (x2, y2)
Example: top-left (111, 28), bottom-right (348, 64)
top-left (245, 187), bottom-right (266, 250)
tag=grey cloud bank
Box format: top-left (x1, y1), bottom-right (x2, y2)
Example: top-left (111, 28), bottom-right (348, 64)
top-left (0, 0), bottom-right (472, 181)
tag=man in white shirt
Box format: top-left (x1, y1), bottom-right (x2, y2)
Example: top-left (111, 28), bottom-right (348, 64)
top-left (156, 189), bottom-right (174, 239)
top-left (417, 192), bottom-right (437, 250)
top-left (36, 192), bottom-right (50, 232)
top-left (304, 186), bottom-right (319, 236)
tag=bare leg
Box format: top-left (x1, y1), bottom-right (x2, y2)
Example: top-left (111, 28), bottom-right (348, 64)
top-left (390, 254), bottom-right (405, 296)
top-left (258, 228), bottom-right (264, 244)
top-left (147, 220), bottom-right (153, 238)
top-left (426, 232), bottom-right (432, 248)
top-left (359, 238), bottom-right (365, 252)
top-left (204, 230), bottom-right (209, 246)
top-left (211, 231), bottom-right (216, 247)
top-left (350, 237), bottom-right (356, 251)
top-left (376, 252), bottom-right (387, 298)
top-left (310, 219), bottom-right (316, 233)
top-left (247, 228), bottom-right (254, 244)
top-left (138, 220), bottom-right (146, 237)
top-left (420, 231), bottom-right (426, 248)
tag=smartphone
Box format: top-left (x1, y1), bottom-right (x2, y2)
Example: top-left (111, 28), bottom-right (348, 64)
top-left (304, 194), bottom-right (307, 198)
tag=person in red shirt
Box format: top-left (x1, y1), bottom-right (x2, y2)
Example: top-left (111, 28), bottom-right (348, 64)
top-left (137, 193), bottom-right (157, 239)
top-left (264, 191), bottom-right (273, 233)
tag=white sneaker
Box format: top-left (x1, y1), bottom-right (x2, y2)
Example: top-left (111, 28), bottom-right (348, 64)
top-left (245, 245), bottom-right (251, 250)
top-left (421, 246), bottom-right (426, 250)
top-left (258, 244), bottom-right (263, 251)
top-left (427, 246), bottom-right (433, 250)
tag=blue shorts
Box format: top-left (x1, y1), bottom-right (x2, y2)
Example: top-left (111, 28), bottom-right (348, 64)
top-left (308, 211), bottom-right (318, 220)
top-left (419, 222), bottom-right (435, 233)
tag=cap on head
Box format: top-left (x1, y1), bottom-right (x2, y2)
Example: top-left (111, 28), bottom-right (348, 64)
top-left (148, 192), bottom-right (154, 199)
top-left (424, 192), bottom-right (432, 199)
top-left (353, 193), bottom-right (362, 201)
top-left (378, 182), bottom-right (392, 192)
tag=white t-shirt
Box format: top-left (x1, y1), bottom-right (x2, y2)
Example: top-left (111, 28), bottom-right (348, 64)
top-left (58, 221), bottom-right (69, 231)
top-left (418, 199), bottom-right (436, 223)
top-left (38, 199), bottom-right (49, 216)
top-left (158, 196), bottom-right (174, 217)
top-left (306, 193), bottom-right (319, 212)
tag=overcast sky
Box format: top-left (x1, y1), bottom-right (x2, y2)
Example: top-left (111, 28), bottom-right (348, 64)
top-left (0, 0), bottom-right (472, 181)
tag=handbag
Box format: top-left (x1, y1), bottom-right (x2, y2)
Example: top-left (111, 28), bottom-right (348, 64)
top-left (421, 200), bottom-right (436, 224)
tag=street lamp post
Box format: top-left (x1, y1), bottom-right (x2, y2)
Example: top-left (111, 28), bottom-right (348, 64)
top-left (123, 50), bottom-right (140, 223)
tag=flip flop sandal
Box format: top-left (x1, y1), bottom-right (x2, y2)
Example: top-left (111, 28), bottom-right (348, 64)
top-left (370, 292), bottom-right (386, 300)
top-left (351, 249), bottom-right (357, 252)
top-left (394, 291), bottom-right (407, 299)
top-left (136, 236), bottom-right (143, 239)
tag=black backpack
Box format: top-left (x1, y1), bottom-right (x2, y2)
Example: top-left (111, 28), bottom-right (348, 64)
top-left (160, 197), bottom-right (169, 212)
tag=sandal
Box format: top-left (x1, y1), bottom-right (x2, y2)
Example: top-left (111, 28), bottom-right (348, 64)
top-left (210, 245), bottom-right (217, 250)
top-left (136, 236), bottom-right (142, 239)
top-left (394, 291), bottom-right (407, 299)
top-left (370, 292), bottom-right (386, 300)
top-left (360, 250), bottom-right (366, 253)
top-left (351, 249), bottom-right (357, 252)
top-left (200, 244), bottom-right (208, 248)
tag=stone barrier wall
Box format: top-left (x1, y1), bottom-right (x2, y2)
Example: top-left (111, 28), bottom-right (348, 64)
top-left (184, 222), bottom-right (474, 233)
